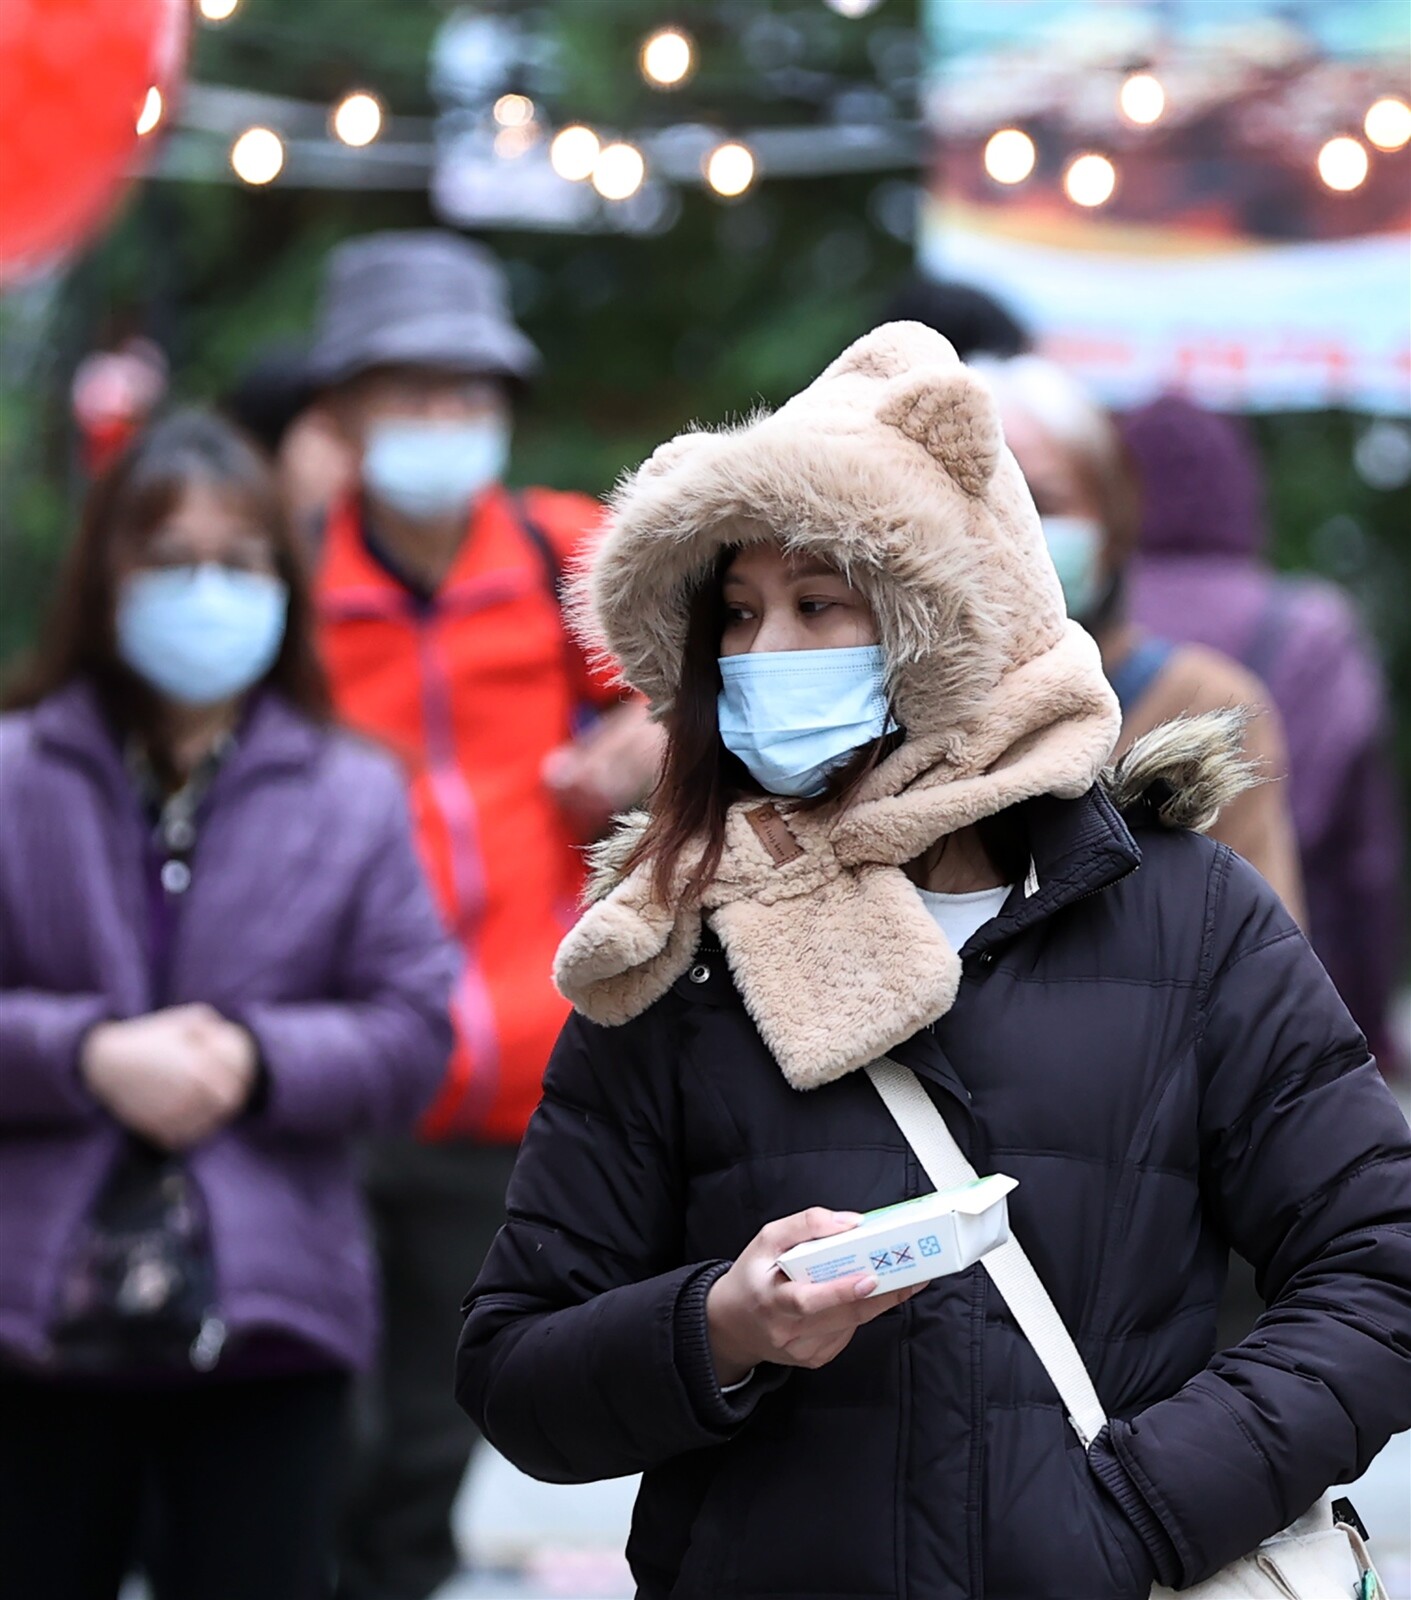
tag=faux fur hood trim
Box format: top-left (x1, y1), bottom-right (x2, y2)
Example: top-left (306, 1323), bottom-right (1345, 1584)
top-left (1105, 707), bottom-right (1257, 834)
top-left (557, 710), bottom-right (1258, 1092)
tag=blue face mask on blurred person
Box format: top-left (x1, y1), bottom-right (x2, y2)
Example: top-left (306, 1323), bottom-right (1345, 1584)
top-left (362, 417), bottom-right (511, 520)
top-left (1041, 515), bottom-right (1104, 622)
top-left (717, 645), bottom-right (897, 799)
top-left (117, 565), bottom-right (289, 706)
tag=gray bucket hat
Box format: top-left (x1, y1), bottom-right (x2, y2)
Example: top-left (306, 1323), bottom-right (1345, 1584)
top-left (306, 230), bottom-right (541, 388)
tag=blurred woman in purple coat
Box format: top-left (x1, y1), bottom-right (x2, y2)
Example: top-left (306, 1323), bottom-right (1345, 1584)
top-left (0, 410), bottom-right (456, 1599)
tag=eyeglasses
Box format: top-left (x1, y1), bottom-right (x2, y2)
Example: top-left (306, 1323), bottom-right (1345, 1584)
top-left (350, 370), bottom-right (505, 413)
top-left (138, 553), bottom-right (280, 577)
top-left (139, 530), bottom-right (279, 577)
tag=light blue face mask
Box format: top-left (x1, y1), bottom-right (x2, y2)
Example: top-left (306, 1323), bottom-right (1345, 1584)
top-left (362, 417), bottom-right (511, 520)
top-left (717, 644), bottom-right (897, 799)
top-left (117, 565), bottom-right (289, 707)
top-left (1041, 514), bottom-right (1104, 622)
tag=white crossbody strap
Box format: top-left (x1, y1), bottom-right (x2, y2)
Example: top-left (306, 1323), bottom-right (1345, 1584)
top-left (865, 1056), bottom-right (1109, 1450)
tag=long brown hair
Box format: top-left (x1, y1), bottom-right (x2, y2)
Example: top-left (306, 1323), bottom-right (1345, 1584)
top-left (626, 550), bottom-right (904, 905)
top-left (5, 408), bottom-right (331, 752)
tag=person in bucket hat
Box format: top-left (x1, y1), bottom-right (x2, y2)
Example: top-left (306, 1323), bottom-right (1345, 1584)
top-left (309, 230), bottom-right (661, 1600)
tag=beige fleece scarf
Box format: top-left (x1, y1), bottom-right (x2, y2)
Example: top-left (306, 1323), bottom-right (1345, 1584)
top-left (556, 625), bottom-right (1120, 1091)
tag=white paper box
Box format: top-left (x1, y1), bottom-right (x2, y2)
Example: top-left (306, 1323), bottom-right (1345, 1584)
top-left (776, 1175), bottom-right (1018, 1297)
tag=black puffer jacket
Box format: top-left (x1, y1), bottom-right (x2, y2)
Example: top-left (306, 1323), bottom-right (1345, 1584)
top-left (457, 784), bottom-right (1411, 1599)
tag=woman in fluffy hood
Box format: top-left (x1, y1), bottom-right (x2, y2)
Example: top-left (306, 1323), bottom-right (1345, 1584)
top-left (457, 326), bottom-right (1411, 1600)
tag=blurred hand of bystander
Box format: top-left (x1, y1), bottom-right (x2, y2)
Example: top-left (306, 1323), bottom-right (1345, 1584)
top-left (541, 701), bottom-right (664, 841)
top-left (80, 1004), bottom-right (258, 1150)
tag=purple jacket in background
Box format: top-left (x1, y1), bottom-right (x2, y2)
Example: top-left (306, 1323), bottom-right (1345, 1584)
top-left (1123, 395), bottom-right (1404, 1070)
top-left (0, 683), bottom-right (457, 1372)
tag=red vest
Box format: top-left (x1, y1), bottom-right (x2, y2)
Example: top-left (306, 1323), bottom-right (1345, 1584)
top-left (315, 486), bottom-right (615, 1141)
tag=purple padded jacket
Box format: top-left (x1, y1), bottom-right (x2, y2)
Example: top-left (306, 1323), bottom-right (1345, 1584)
top-left (0, 683), bottom-right (456, 1372)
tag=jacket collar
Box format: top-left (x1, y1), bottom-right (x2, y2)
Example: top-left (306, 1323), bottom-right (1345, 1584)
top-left (968, 784), bottom-right (1141, 956)
top-left (316, 485), bottom-right (524, 620)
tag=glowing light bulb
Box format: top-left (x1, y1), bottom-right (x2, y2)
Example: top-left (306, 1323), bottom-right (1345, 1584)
top-left (824, 0), bottom-right (883, 15)
top-left (493, 94), bottom-right (535, 129)
top-left (641, 28), bottom-right (694, 88)
top-left (198, 0), bottom-right (239, 21)
top-left (705, 142), bottom-right (756, 197)
top-left (494, 124), bottom-right (540, 160)
top-left (1317, 136), bottom-right (1369, 192)
top-left (1364, 96), bottom-right (1411, 153)
top-left (550, 125), bottom-right (601, 182)
top-left (230, 127), bottom-right (285, 186)
top-left (1064, 152), bottom-right (1117, 207)
top-left (1118, 72), bottom-right (1165, 126)
top-left (332, 91), bottom-right (383, 148)
top-left (592, 142), bottom-right (646, 201)
top-left (983, 128), bottom-right (1036, 185)
top-left (136, 87), bottom-right (164, 137)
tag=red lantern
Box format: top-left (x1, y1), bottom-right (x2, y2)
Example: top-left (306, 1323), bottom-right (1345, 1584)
top-left (0, 0), bottom-right (189, 284)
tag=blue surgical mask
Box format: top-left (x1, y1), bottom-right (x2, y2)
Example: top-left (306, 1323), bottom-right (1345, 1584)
top-left (717, 645), bottom-right (897, 799)
top-left (117, 565), bottom-right (288, 706)
top-left (362, 417), bottom-right (511, 520)
top-left (1041, 515), bottom-right (1104, 621)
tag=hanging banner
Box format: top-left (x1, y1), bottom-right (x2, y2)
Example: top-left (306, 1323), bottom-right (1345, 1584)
top-left (921, 0), bottom-right (1411, 413)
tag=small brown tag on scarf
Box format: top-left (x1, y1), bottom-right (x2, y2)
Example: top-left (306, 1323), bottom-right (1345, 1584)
top-left (746, 804), bottom-right (805, 867)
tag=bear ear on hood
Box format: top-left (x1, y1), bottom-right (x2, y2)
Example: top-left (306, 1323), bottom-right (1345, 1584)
top-left (820, 321), bottom-right (960, 383)
top-left (876, 368), bottom-right (1001, 498)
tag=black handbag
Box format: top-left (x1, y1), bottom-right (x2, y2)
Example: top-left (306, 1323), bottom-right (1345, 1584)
top-left (50, 1137), bottom-right (222, 1374)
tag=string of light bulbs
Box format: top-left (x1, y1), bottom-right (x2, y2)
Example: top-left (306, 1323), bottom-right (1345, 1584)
top-left (149, 11), bottom-right (1410, 206)
top-left (978, 72), bottom-right (1410, 206)
top-left (146, 14), bottom-right (768, 199)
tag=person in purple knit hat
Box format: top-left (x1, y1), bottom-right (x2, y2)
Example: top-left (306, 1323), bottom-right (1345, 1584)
top-left (1124, 395), bottom-right (1403, 1078)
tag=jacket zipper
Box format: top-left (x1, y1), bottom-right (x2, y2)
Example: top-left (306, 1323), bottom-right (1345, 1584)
top-left (1066, 861), bottom-right (1137, 909)
top-left (146, 785), bottom-right (229, 1375)
top-left (966, 1264), bottom-right (988, 1597)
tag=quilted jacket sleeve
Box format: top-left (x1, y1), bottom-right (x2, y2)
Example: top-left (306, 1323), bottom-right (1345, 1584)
top-left (0, 986), bottom-right (110, 1126)
top-left (456, 1004), bottom-right (785, 1484)
top-left (1089, 847), bottom-right (1411, 1588)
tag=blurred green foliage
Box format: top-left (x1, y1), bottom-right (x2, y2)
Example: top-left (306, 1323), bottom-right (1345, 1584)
top-left (0, 0), bottom-right (1406, 809)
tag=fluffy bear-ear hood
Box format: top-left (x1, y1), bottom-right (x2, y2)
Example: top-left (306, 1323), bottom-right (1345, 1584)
top-left (556, 324), bottom-right (1130, 1089)
top-left (570, 321), bottom-right (1119, 788)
